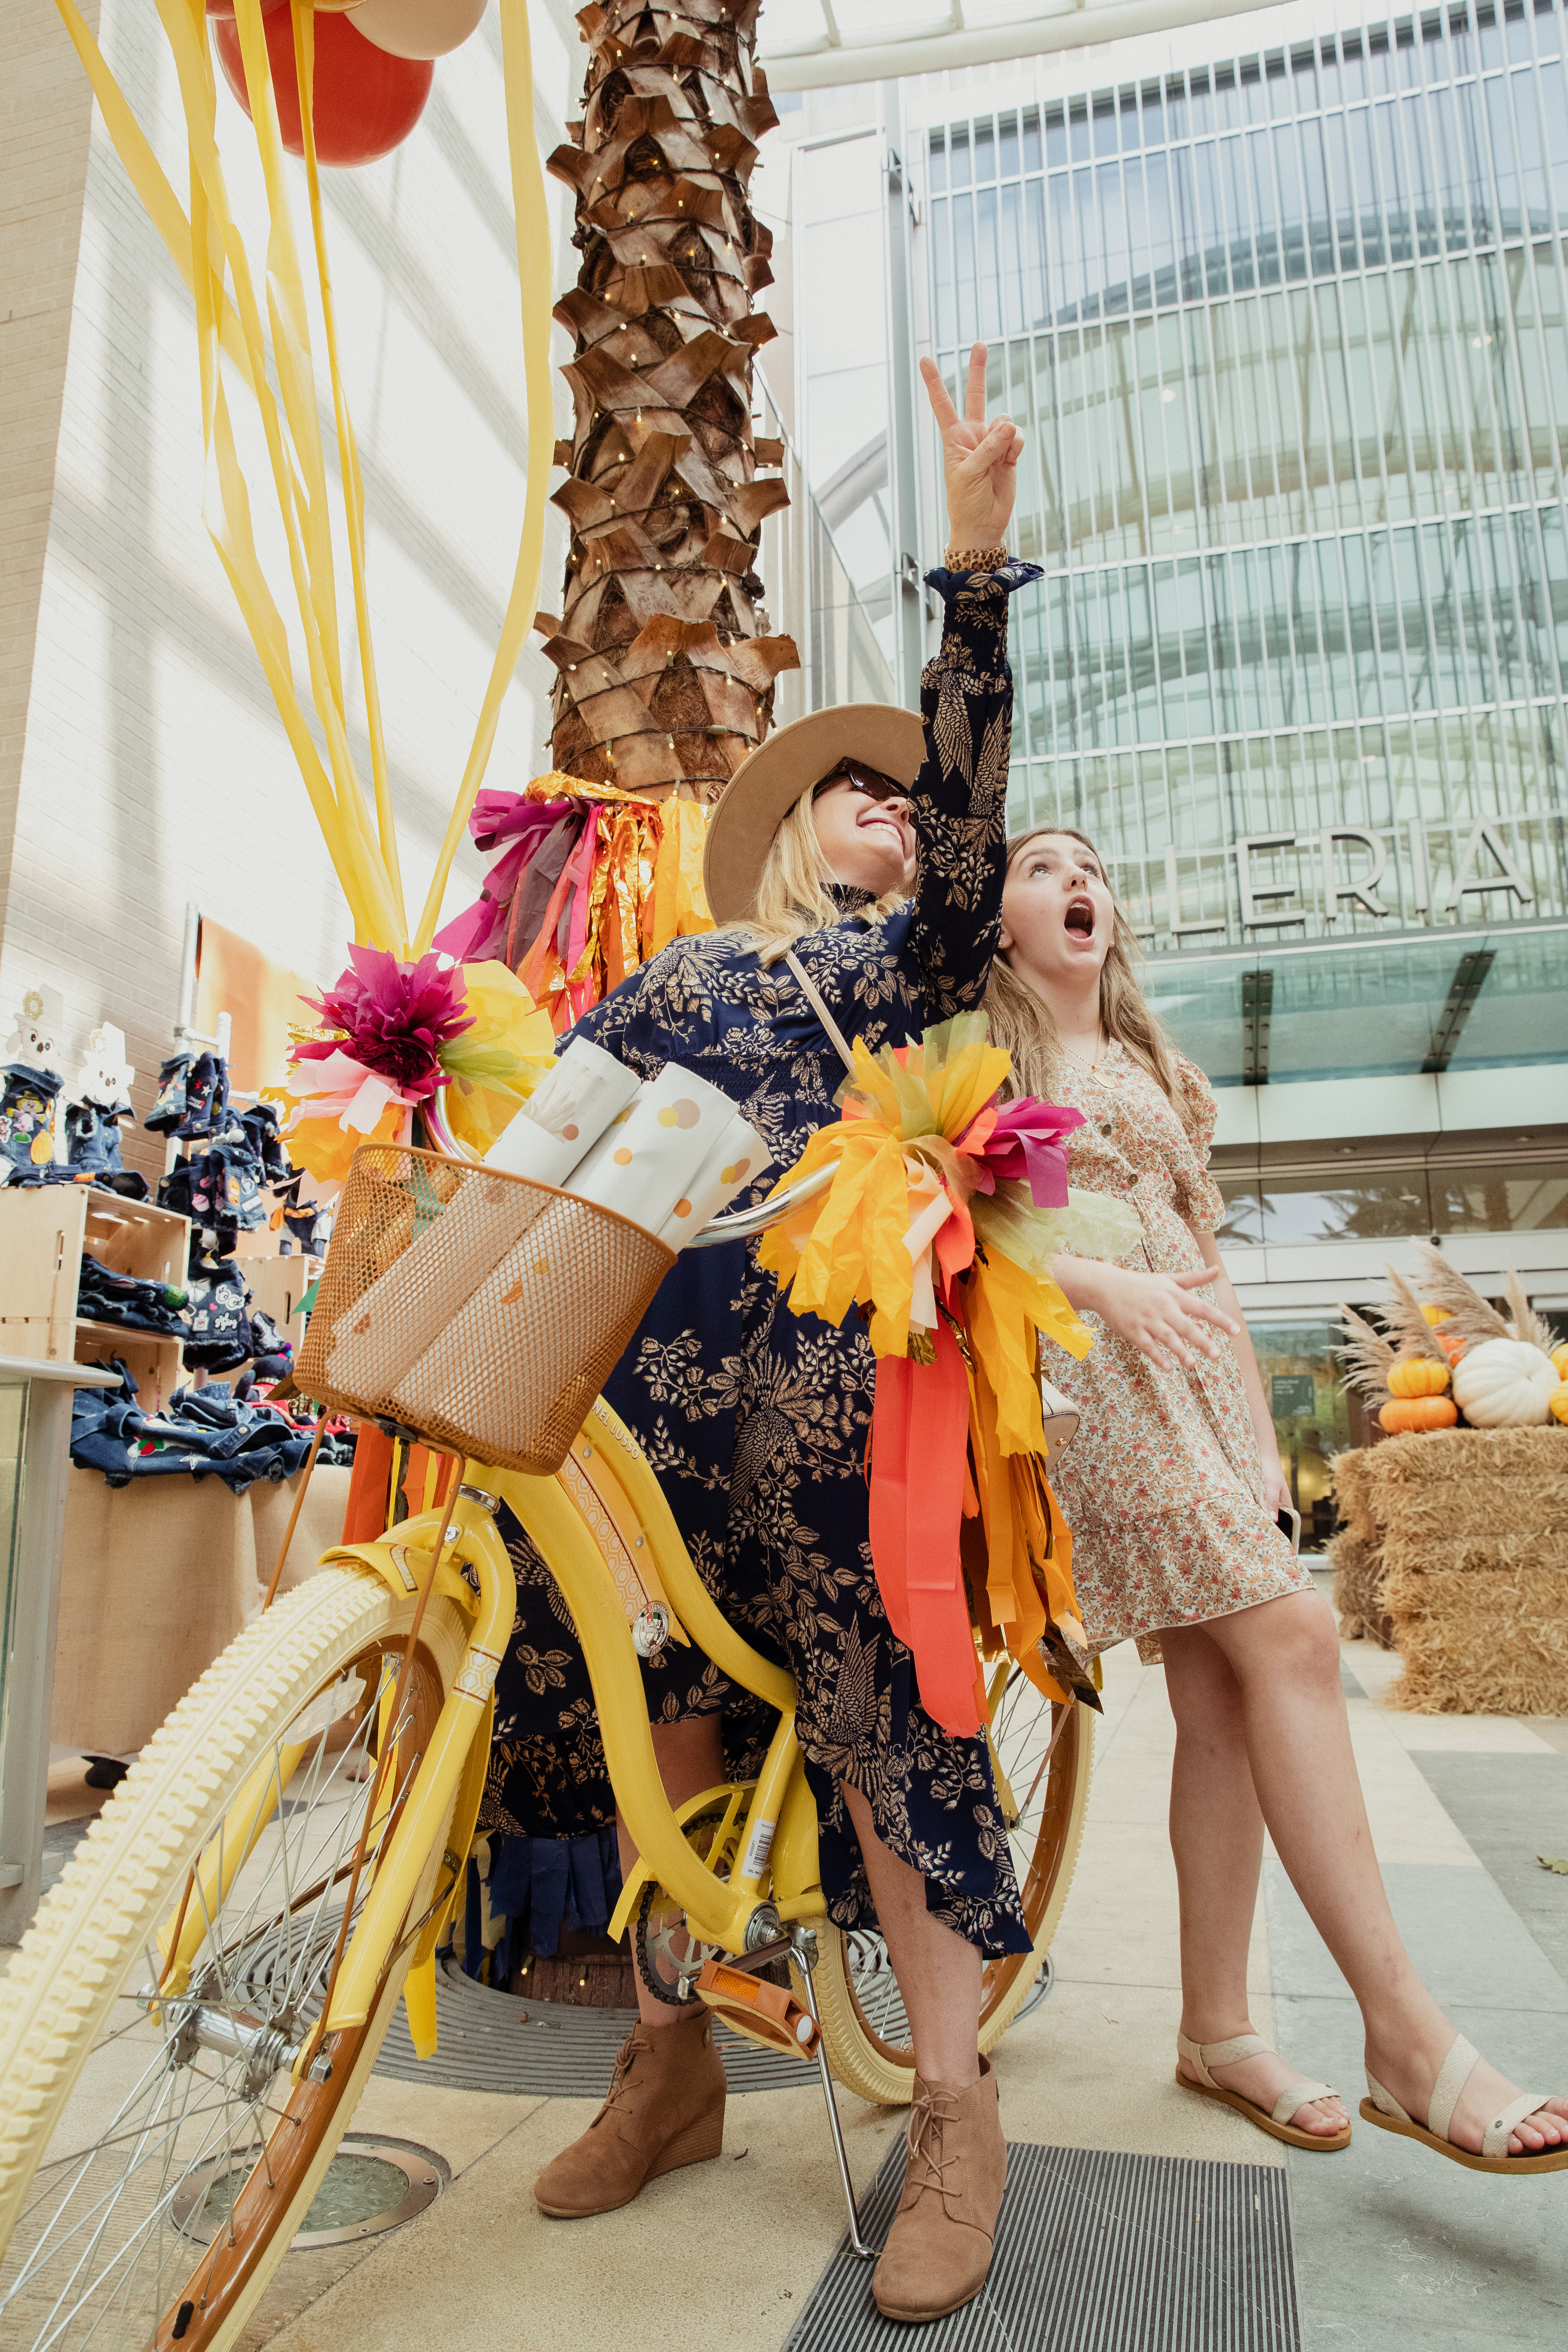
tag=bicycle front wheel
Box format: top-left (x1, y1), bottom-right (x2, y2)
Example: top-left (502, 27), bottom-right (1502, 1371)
top-left (0, 1565), bottom-right (470, 2352)
top-left (805, 1672), bottom-right (1095, 2105)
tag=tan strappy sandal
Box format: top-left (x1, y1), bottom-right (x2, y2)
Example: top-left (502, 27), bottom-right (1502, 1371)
top-left (1176, 2031), bottom-right (1352, 2152)
top-left (1362, 2032), bottom-right (1568, 2173)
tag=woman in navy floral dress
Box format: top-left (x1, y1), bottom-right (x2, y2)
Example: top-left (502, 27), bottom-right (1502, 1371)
top-left (501, 354), bottom-right (1041, 2315)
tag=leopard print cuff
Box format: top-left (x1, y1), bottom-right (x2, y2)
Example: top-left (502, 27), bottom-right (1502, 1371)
top-left (942, 544), bottom-right (1009, 572)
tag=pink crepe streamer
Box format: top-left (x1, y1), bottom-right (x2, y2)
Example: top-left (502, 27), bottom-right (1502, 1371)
top-left (962, 1097), bottom-right (1084, 1208)
top-left (432, 792), bottom-right (575, 963)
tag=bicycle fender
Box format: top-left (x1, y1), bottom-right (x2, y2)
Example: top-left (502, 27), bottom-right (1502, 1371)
top-left (316, 1536), bottom-right (480, 1617)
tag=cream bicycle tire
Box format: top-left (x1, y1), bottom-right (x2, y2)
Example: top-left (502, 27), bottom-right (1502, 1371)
top-left (801, 1685), bottom-right (1096, 2107)
top-left (0, 1565), bottom-right (469, 2352)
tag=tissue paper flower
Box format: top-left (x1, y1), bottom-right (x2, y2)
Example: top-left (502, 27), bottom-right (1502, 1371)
top-left (294, 945), bottom-right (473, 1101)
top-left (759, 1012), bottom-right (1135, 1743)
top-left (274, 951), bottom-right (552, 1185)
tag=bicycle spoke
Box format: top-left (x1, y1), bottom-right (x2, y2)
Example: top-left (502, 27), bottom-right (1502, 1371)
top-left (0, 1633), bottom-right (435, 2352)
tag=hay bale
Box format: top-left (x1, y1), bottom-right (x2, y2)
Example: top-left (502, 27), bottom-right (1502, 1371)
top-left (1382, 1531), bottom-right (1568, 1580)
top-left (1331, 1447), bottom-right (1377, 1545)
top-left (1379, 1566), bottom-right (1568, 1714)
top-left (1330, 1427), bottom-right (1568, 1712)
top-left (1329, 1530), bottom-right (1392, 1647)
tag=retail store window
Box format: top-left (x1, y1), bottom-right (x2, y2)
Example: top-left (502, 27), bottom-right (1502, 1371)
top-left (1430, 1162), bottom-right (1568, 1232)
top-left (1244, 1317), bottom-right (1354, 1553)
top-left (1216, 1179), bottom-right (1264, 1245)
top-left (1257, 1173), bottom-right (1432, 1245)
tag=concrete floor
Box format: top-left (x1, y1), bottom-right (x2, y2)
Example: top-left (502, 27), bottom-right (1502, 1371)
top-left (19, 1586), bottom-right (1568, 2349)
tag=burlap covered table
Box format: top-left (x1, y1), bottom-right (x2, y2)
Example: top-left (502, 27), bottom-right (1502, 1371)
top-left (50, 1467), bottom-right (353, 1756)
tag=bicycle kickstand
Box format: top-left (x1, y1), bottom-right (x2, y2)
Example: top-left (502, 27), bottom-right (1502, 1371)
top-left (790, 1926), bottom-right (881, 2261)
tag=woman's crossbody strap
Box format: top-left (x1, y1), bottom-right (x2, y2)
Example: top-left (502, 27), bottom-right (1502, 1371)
top-left (783, 949), bottom-right (857, 1077)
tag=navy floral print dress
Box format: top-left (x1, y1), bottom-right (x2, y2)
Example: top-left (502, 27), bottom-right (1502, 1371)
top-left (481, 560), bottom-right (1041, 1959)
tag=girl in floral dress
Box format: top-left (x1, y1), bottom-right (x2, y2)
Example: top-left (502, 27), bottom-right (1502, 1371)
top-left (984, 827), bottom-right (1568, 2178)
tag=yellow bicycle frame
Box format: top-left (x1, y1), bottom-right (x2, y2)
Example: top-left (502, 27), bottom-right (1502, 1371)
top-left (158, 1404), bottom-right (827, 2060)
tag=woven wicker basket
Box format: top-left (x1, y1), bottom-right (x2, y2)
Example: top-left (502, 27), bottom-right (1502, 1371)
top-left (296, 1144), bottom-right (675, 1475)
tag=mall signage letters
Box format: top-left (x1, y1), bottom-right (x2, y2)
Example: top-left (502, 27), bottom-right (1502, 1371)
top-left (1163, 816), bottom-right (1537, 937)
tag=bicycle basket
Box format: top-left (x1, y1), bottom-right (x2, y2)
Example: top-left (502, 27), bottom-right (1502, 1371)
top-left (295, 1144), bottom-right (675, 1475)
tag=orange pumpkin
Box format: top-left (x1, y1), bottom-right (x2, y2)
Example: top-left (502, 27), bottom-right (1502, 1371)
top-left (1551, 1342), bottom-right (1568, 1380)
top-left (1387, 1355), bottom-right (1450, 1398)
top-left (1378, 1394), bottom-right (1459, 1433)
top-left (1550, 1381), bottom-right (1568, 1427)
top-left (1434, 1326), bottom-right (1466, 1364)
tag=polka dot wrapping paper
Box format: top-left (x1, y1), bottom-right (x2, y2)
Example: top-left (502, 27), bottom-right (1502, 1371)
top-left (565, 1060), bottom-right (770, 1238)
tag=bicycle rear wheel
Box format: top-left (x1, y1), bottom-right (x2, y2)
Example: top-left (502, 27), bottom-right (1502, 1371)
top-left (806, 1670), bottom-right (1095, 2105)
top-left (0, 1566), bottom-right (469, 2352)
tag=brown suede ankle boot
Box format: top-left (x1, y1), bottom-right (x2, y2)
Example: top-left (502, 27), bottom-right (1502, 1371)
top-left (533, 2004), bottom-right (726, 2219)
top-left (872, 2058), bottom-right (1007, 2322)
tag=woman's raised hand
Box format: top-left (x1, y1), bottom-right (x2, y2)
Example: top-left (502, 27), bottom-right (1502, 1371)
top-left (919, 343), bottom-right (1024, 552)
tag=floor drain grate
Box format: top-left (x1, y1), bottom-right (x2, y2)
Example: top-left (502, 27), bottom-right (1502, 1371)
top-left (784, 2139), bottom-right (1299, 2351)
top-left (172, 2136), bottom-right (445, 2252)
top-left (368, 1958), bottom-right (810, 2096)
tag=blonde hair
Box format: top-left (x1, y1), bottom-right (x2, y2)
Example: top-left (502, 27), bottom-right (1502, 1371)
top-left (985, 826), bottom-right (1201, 1137)
top-left (734, 789), bottom-right (907, 965)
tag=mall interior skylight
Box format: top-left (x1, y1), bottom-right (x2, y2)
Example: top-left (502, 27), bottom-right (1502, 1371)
top-left (758, 0), bottom-right (1283, 91)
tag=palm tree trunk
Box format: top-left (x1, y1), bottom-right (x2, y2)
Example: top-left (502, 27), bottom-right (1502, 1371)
top-left (541, 0), bottom-right (798, 799)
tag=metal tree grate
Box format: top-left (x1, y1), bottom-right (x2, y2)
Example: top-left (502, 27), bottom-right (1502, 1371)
top-left (784, 2139), bottom-right (1299, 2352)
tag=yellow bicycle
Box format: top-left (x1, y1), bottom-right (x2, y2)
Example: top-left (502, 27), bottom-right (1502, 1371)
top-left (0, 1136), bottom-right (1094, 2351)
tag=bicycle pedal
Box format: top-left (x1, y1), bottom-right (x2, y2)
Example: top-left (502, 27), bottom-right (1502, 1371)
top-left (694, 1957), bottom-right (819, 2059)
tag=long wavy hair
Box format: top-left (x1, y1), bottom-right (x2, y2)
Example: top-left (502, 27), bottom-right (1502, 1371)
top-left (734, 788), bottom-right (908, 965)
top-left (984, 825), bottom-right (1200, 1136)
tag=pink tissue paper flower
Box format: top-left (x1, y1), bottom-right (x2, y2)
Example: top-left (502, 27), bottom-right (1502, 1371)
top-left (293, 945), bottom-right (473, 1101)
top-left (963, 1097), bottom-right (1084, 1207)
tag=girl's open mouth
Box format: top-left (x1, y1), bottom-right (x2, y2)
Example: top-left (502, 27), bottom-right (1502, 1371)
top-left (1065, 897), bottom-right (1095, 937)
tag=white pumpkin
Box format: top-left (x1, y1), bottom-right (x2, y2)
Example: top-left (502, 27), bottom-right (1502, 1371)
top-left (1450, 1336), bottom-right (1561, 1427)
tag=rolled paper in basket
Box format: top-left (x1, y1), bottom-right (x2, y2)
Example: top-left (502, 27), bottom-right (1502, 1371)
top-left (323, 1171), bottom-right (545, 1404)
top-left (567, 1061), bottom-right (746, 1238)
top-left (655, 1108), bottom-right (772, 1248)
top-left (388, 1191), bottom-right (653, 1455)
top-left (484, 1037), bottom-right (641, 1186)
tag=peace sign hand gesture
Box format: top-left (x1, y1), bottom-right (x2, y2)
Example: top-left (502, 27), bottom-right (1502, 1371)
top-left (919, 342), bottom-right (1024, 554)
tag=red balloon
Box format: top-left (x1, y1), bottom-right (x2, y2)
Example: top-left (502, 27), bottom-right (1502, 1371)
top-left (211, 9), bottom-right (432, 168)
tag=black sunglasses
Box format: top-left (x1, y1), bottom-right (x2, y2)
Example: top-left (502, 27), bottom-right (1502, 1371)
top-left (812, 760), bottom-right (909, 805)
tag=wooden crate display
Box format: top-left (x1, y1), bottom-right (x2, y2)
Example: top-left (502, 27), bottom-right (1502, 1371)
top-left (0, 1187), bottom-right (189, 1411)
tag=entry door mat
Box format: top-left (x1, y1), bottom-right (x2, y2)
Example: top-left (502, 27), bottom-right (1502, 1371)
top-left (369, 1956), bottom-right (805, 2096)
top-left (784, 2141), bottom-right (1299, 2352)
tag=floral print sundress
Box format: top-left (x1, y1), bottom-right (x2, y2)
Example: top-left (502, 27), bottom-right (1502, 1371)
top-left (1045, 1043), bottom-right (1313, 1658)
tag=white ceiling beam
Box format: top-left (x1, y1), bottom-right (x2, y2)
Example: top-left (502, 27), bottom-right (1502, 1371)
top-left (762, 0), bottom-right (1294, 92)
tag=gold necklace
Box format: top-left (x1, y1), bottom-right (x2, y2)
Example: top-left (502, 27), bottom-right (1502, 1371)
top-left (1060, 1029), bottom-right (1105, 1075)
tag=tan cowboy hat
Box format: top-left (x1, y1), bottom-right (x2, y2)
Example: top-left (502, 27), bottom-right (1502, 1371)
top-left (702, 703), bottom-right (926, 925)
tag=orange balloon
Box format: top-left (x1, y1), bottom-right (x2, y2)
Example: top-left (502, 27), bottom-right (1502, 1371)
top-left (211, 8), bottom-right (432, 168)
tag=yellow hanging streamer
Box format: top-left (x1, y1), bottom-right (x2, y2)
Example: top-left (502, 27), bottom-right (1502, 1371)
top-left (51, 0), bottom-right (555, 960)
top-left (411, 0), bottom-right (555, 954)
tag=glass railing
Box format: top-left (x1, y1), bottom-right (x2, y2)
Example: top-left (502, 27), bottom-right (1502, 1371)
top-left (755, 378), bottom-right (896, 725)
top-left (1144, 922), bottom-right (1568, 1088)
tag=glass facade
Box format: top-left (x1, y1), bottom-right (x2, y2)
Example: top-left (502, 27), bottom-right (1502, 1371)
top-left (922, 4), bottom-right (1568, 950)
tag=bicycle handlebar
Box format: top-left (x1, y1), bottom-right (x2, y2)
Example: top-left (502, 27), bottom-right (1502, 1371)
top-left (419, 1088), bottom-right (835, 1247)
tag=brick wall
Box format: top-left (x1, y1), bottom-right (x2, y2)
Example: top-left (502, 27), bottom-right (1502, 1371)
top-left (0, 0), bottom-right (580, 1176)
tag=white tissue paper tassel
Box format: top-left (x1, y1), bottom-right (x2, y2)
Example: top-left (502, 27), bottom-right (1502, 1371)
top-left (654, 1107), bottom-right (772, 1246)
top-left (325, 1173), bottom-right (545, 1400)
top-left (566, 1061), bottom-right (746, 1237)
top-left (484, 1037), bottom-right (642, 1187)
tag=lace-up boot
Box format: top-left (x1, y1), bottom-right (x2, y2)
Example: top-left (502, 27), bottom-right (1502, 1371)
top-left (533, 2005), bottom-right (725, 2218)
top-left (872, 2058), bottom-right (1006, 2322)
